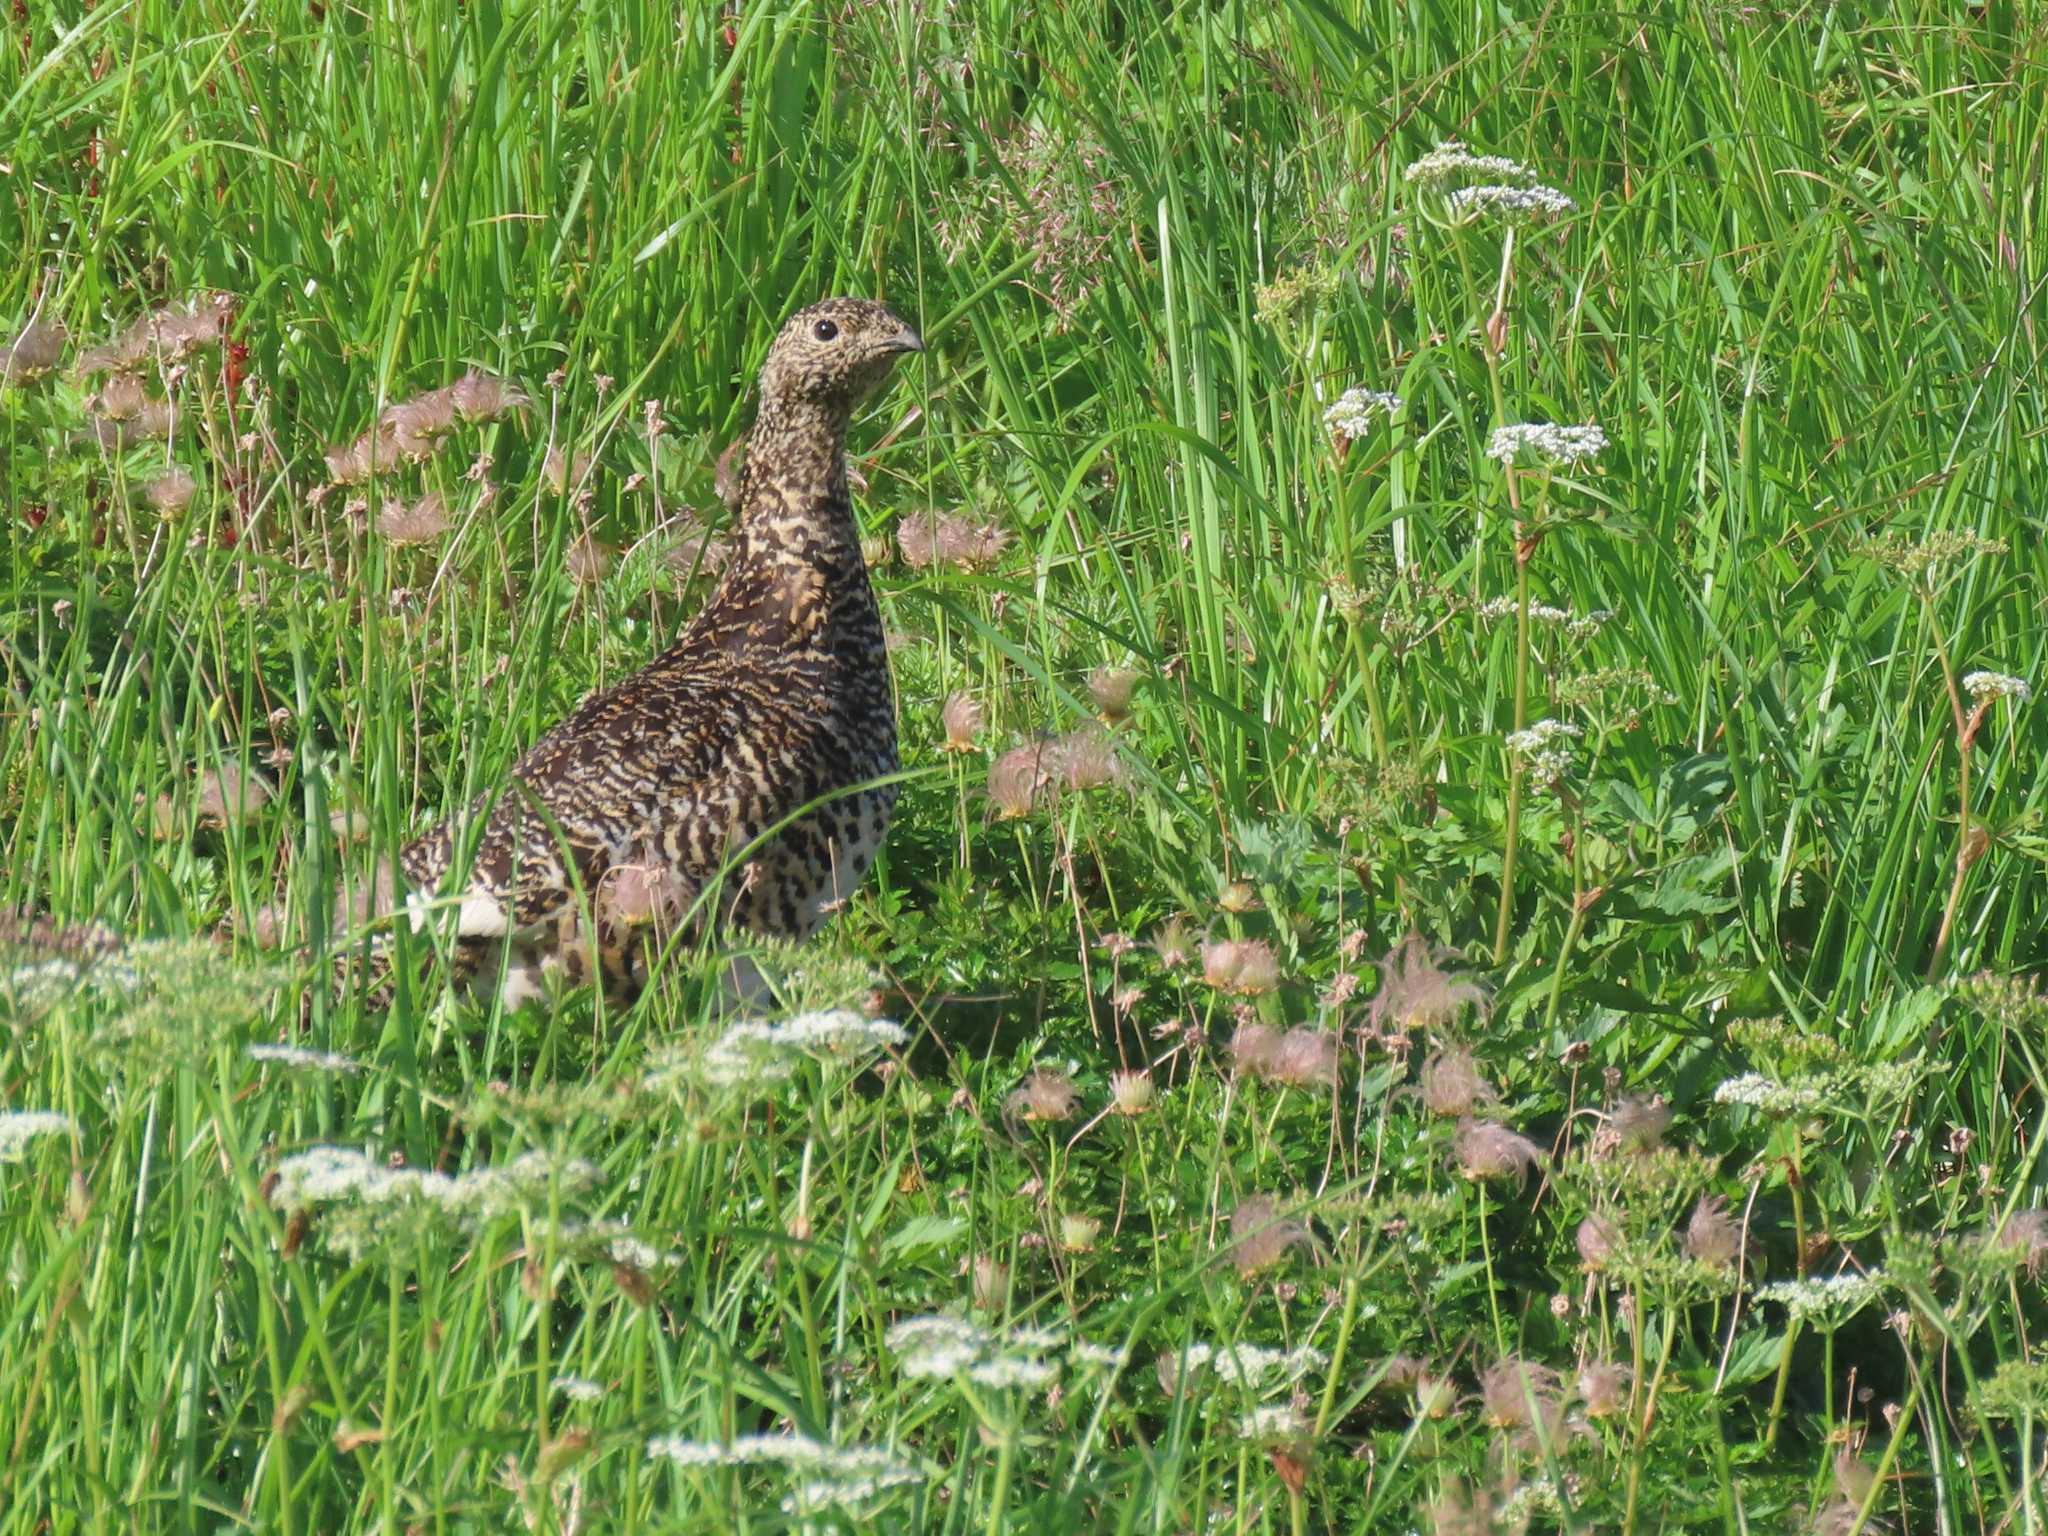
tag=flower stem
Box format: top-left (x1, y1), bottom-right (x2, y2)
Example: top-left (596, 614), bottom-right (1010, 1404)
top-left (1493, 554), bottom-right (1532, 964)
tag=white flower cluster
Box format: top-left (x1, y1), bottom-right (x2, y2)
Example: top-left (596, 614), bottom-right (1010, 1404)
top-left (270, 1145), bottom-right (602, 1216)
top-left (1487, 422), bottom-right (1608, 467)
top-left (265, 1146), bottom-right (615, 1257)
top-left (1754, 1269), bottom-right (1886, 1324)
top-left (645, 1432), bottom-right (924, 1516)
top-left (3, 960), bottom-right (88, 1012)
top-left (0, 1111), bottom-right (76, 1161)
top-left (1236, 1404), bottom-right (1310, 1442)
top-left (551, 1375), bottom-right (605, 1403)
top-left (1445, 184), bottom-right (1576, 224)
top-left (1403, 142), bottom-right (1538, 189)
top-left (1712, 1073), bottom-right (1823, 1116)
top-left (248, 1043), bottom-right (363, 1074)
top-left (1322, 387), bottom-right (1404, 440)
top-left (1965, 671), bottom-right (2032, 705)
top-left (1474, 598), bottom-right (1613, 637)
top-left (1506, 719), bottom-right (1582, 781)
top-left (700, 1009), bottom-right (908, 1089)
top-left (885, 1314), bottom-right (1064, 1389)
top-left (1173, 1339), bottom-right (1328, 1390)
top-left (554, 1217), bottom-right (681, 1272)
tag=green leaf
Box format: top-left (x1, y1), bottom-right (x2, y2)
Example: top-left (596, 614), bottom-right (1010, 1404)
top-left (881, 1215), bottom-right (968, 1261)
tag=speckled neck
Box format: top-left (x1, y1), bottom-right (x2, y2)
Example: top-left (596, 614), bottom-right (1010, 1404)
top-left (730, 394), bottom-right (858, 570)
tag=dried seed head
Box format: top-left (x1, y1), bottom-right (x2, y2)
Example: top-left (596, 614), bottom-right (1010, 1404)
top-left (1683, 1195), bottom-right (1742, 1269)
top-left (1452, 1119), bottom-right (1545, 1182)
top-left (1053, 728), bottom-right (1122, 791)
top-left (970, 1254), bottom-right (1010, 1312)
top-left (1983, 1208), bottom-right (2048, 1275)
top-left (1263, 1027), bottom-right (1339, 1089)
top-left (1006, 1068), bottom-right (1080, 1123)
top-left (1370, 934), bottom-right (1488, 1037)
top-left (375, 490), bottom-right (451, 545)
top-left (144, 466), bottom-right (200, 516)
top-left (449, 368), bottom-right (527, 421)
top-left (1478, 1356), bottom-right (1563, 1430)
top-left (92, 372), bottom-right (149, 421)
top-left (1059, 1212), bottom-right (1102, 1252)
top-left (1108, 1070), bottom-right (1155, 1115)
top-left (1, 318), bottom-right (67, 382)
top-left (542, 444), bottom-right (593, 496)
top-left (1151, 918), bottom-right (1196, 971)
top-left (1576, 1213), bottom-right (1620, 1271)
top-left (1599, 1094), bottom-right (1672, 1157)
top-left (82, 403), bottom-right (174, 449)
top-left (325, 429), bottom-right (396, 485)
top-left (1215, 880), bottom-right (1259, 914)
top-left (567, 530), bottom-right (612, 585)
top-left (382, 387), bottom-right (458, 459)
top-left (896, 510), bottom-right (942, 569)
top-left (596, 861), bottom-right (688, 932)
top-left (1229, 1193), bottom-right (1311, 1276)
top-left (195, 763), bottom-right (273, 828)
top-left (987, 742), bottom-right (1053, 819)
top-left (1202, 938), bottom-right (1280, 995)
top-left (1230, 1023), bottom-right (1280, 1077)
top-left (1413, 1369), bottom-right (1458, 1420)
top-left (1087, 666), bottom-right (1138, 723)
top-left (1576, 1361), bottom-right (1629, 1418)
top-left (937, 514), bottom-right (1010, 570)
top-left (1419, 1046), bottom-right (1497, 1118)
top-left (940, 692), bottom-right (984, 753)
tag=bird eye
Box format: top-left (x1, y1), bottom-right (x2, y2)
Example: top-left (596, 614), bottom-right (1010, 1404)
top-left (812, 319), bottom-right (839, 342)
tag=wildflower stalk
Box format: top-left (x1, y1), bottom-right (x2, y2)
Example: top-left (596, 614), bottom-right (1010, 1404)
top-left (1621, 1303), bottom-right (1673, 1536)
top-left (983, 1417), bottom-right (1018, 1536)
top-left (1314, 1275), bottom-right (1361, 1438)
top-left (1493, 551), bottom-right (1531, 964)
top-left (1540, 797), bottom-right (1591, 1034)
top-left (1477, 1193), bottom-right (1508, 1355)
top-left (383, 1261), bottom-right (403, 1531)
top-left (1762, 1141), bottom-right (1806, 1449)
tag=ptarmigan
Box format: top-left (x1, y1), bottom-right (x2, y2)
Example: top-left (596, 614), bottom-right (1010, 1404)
top-left (399, 297), bottom-right (922, 1005)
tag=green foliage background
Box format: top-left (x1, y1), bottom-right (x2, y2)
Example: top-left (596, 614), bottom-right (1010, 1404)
top-left (2, 1), bottom-right (2047, 1531)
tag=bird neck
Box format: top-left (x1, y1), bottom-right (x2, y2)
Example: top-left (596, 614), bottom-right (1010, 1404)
top-left (731, 394), bottom-right (859, 570)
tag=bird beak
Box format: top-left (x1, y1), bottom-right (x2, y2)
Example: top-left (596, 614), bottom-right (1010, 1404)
top-left (880, 325), bottom-right (924, 355)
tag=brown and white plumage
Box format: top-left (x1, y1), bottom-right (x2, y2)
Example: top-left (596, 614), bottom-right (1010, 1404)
top-left (399, 297), bottom-right (922, 1004)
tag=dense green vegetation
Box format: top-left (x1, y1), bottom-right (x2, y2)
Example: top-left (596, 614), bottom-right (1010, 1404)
top-left (4, 1), bottom-right (2048, 1529)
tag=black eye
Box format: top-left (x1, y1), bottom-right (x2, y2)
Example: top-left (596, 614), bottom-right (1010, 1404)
top-left (812, 318), bottom-right (839, 342)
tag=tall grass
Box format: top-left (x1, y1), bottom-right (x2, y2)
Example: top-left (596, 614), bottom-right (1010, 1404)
top-left (3, 1), bottom-right (2047, 1529)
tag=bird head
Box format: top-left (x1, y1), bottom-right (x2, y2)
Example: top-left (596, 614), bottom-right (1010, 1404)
top-left (759, 298), bottom-right (923, 413)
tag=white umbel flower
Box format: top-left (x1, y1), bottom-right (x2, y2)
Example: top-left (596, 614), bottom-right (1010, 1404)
top-left (1322, 387), bottom-right (1404, 440)
top-left (1487, 422), bottom-right (1608, 467)
top-left (1403, 141), bottom-right (1539, 189)
top-left (1965, 671), bottom-right (2031, 704)
top-left (1445, 184), bottom-right (1576, 223)
top-left (248, 1043), bottom-right (363, 1074)
top-left (1506, 719), bottom-right (1582, 781)
top-left (0, 1111), bottom-right (75, 1161)
top-left (644, 1431), bottom-right (924, 1515)
top-left (1754, 1270), bottom-right (1886, 1325)
top-left (701, 1009), bottom-right (908, 1089)
top-left (1712, 1073), bottom-right (1823, 1116)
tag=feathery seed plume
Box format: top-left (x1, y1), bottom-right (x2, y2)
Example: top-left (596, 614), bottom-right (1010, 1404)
top-left (939, 692), bottom-right (984, 753)
top-left (1682, 1194), bottom-right (1741, 1268)
top-left (1453, 1119), bottom-right (1545, 1181)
